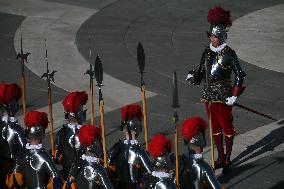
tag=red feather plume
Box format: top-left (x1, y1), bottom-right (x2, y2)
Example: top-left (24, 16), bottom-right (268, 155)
top-left (148, 134), bottom-right (172, 158)
top-left (180, 117), bottom-right (207, 141)
top-left (24, 111), bottom-right (49, 129)
top-left (0, 83), bottom-right (21, 105)
top-left (207, 6), bottom-right (232, 27)
top-left (0, 83), bottom-right (7, 104)
top-left (62, 91), bottom-right (88, 113)
top-left (78, 125), bottom-right (102, 147)
top-left (120, 104), bottom-right (143, 122)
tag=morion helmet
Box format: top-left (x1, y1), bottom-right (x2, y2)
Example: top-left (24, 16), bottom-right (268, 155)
top-left (0, 83), bottom-right (21, 117)
top-left (148, 134), bottom-right (173, 169)
top-left (25, 111), bottom-right (49, 140)
top-left (120, 104), bottom-right (143, 134)
top-left (78, 125), bottom-right (103, 157)
top-left (207, 6), bottom-right (232, 43)
top-left (62, 91), bottom-right (88, 124)
top-left (180, 116), bottom-right (207, 148)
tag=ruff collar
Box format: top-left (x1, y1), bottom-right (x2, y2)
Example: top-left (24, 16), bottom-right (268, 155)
top-left (190, 153), bottom-right (203, 159)
top-left (124, 139), bottom-right (139, 145)
top-left (81, 154), bottom-right (100, 163)
top-left (151, 171), bottom-right (172, 179)
top-left (1, 116), bottom-right (17, 123)
top-left (210, 43), bottom-right (227, 53)
top-left (67, 123), bottom-right (82, 132)
top-left (26, 143), bottom-right (43, 150)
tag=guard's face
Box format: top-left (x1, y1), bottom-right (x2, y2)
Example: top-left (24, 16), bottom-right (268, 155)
top-left (210, 35), bottom-right (220, 47)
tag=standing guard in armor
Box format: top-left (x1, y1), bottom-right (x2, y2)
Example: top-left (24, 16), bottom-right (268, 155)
top-left (108, 104), bottom-right (154, 189)
top-left (6, 111), bottom-right (63, 189)
top-left (179, 117), bottom-right (222, 189)
top-left (65, 125), bottom-right (113, 189)
top-left (55, 91), bottom-right (88, 178)
top-left (186, 6), bottom-right (246, 171)
top-left (143, 134), bottom-right (177, 189)
top-left (0, 83), bottom-right (26, 189)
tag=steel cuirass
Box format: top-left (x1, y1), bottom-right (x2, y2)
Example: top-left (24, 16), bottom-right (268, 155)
top-left (69, 156), bottom-right (113, 189)
top-left (108, 140), bottom-right (154, 183)
top-left (0, 118), bottom-right (26, 159)
top-left (179, 154), bottom-right (221, 189)
top-left (16, 148), bottom-right (60, 189)
top-left (187, 46), bottom-right (246, 103)
top-left (143, 171), bottom-right (177, 189)
top-left (56, 124), bottom-right (82, 168)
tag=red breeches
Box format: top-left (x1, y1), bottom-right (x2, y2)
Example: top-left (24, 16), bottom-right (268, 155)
top-left (205, 102), bottom-right (236, 136)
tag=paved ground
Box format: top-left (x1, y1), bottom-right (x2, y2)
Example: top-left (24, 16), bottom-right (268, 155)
top-left (0, 0), bottom-right (284, 188)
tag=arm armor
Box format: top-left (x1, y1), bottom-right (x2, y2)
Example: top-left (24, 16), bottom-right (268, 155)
top-left (231, 50), bottom-right (246, 87)
top-left (187, 48), bottom-right (207, 85)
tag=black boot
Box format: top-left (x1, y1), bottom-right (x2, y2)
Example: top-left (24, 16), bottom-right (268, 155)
top-left (213, 134), bottom-right (224, 170)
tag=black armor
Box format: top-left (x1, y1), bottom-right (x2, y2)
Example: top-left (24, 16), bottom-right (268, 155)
top-left (108, 140), bottom-right (154, 186)
top-left (143, 171), bottom-right (177, 189)
top-left (55, 123), bottom-right (82, 178)
top-left (179, 154), bottom-right (221, 189)
top-left (0, 117), bottom-right (26, 159)
top-left (68, 155), bottom-right (113, 189)
top-left (187, 46), bottom-right (246, 102)
top-left (0, 117), bottom-right (26, 188)
top-left (14, 146), bottom-right (62, 189)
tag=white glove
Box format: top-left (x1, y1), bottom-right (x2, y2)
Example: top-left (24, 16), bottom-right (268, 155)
top-left (226, 96), bottom-right (237, 106)
top-left (186, 73), bottom-right (194, 81)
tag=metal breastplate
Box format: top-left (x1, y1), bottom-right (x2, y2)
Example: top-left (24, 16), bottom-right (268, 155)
top-left (187, 157), bottom-right (221, 189)
top-left (110, 142), bottom-right (153, 183)
top-left (21, 149), bottom-right (59, 189)
top-left (209, 51), bottom-right (233, 83)
top-left (62, 127), bottom-right (81, 166)
top-left (147, 177), bottom-right (177, 189)
top-left (128, 144), bottom-right (154, 183)
top-left (76, 160), bottom-right (113, 189)
top-left (155, 179), bottom-right (177, 189)
top-left (0, 121), bottom-right (26, 159)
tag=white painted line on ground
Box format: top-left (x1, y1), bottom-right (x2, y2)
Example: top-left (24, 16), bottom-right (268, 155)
top-left (229, 4), bottom-right (284, 73)
top-left (0, 0), bottom-right (157, 131)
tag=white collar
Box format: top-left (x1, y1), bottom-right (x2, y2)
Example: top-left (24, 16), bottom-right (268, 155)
top-left (1, 116), bottom-right (17, 123)
top-left (81, 154), bottom-right (100, 163)
top-left (124, 139), bottom-right (139, 145)
top-left (26, 143), bottom-right (43, 150)
top-left (210, 43), bottom-right (227, 53)
top-left (67, 123), bottom-right (82, 130)
top-left (151, 171), bottom-right (171, 179)
top-left (190, 153), bottom-right (203, 159)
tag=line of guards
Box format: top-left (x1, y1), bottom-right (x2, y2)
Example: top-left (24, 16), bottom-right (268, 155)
top-left (0, 84), bottom-right (222, 189)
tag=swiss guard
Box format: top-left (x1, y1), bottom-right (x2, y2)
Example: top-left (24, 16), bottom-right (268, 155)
top-left (64, 124), bottom-right (113, 189)
top-left (143, 134), bottom-right (177, 189)
top-left (108, 104), bottom-right (154, 189)
top-left (55, 91), bottom-right (88, 178)
top-left (6, 111), bottom-right (63, 189)
top-left (0, 83), bottom-right (26, 189)
top-left (186, 6), bottom-right (246, 172)
top-left (179, 117), bottom-right (222, 189)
